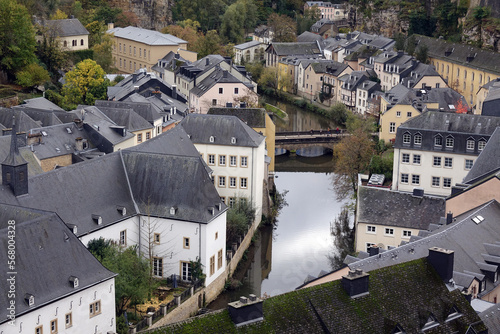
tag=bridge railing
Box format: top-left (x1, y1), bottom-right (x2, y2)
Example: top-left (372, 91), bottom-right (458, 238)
top-left (276, 129), bottom-right (345, 136)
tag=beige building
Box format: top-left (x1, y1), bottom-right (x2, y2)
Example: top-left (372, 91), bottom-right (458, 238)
top-left (108, 25), bottom-right (196, 74)
top-left (37, 18), bottom-right (89, 51)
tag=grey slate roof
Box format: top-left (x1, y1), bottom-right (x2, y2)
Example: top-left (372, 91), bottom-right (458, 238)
top-left (19, 97), bottom-right (64, 111)
top-left (13, 106), bottom-right (66, 127)
top-left (357, 186), bottom-right (445, 229)
top-left (414, 35), bottom-right (500, 75)
top-left (42, 18), bottom-right (89, 37)
top-left (180, 114), bottom-right (265, 147)
top-left (267, 42), bottom-right (322, 57)
top-left (297, 31), bottom-right (323, 43)
top-left (479, 302), bottom-right (500, 333)
top-left (311, 60), bottom-right (348, 75)
top-left (107, 26), bottom-right (186, 46)
top-left (95, 100), bottom-right (162, 125)
top-left (0, 109), bottom-right (41, 133)
top-left (462, 127), bottom-right (500, 184)
top-left (0, 136), bottom-right (43, 180)
top-left (190, 67), bottom-right (245, 98)
top-left (0, 210), bottom-right (115, 323)
top-left (349, 200), bottom-right (500, 298)
top-left (207, 107), bottom-right (267, 128)
top-left (234, 40), bottom-right (262, 50)
top-left (97, 106), bottom-right (154, 132)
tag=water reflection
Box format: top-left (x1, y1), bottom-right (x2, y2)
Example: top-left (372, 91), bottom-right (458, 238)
top-left (208, 171), bottom-right (346, 310)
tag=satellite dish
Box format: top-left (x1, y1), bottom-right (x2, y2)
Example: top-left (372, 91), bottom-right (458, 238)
top-left (377, 243), bottom-right (385, 249)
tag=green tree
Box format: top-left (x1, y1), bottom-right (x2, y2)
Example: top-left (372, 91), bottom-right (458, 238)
top-left (0, 0), bottom-right (37, 79)
top-left (297, 6), bottom-right (321, 35)
top-left (220, 2), bottom-right (246, 43)
top-left (85, 20), bottom-right (107, 48)
top-left (405, 34), bottom-right (416, 56)
top-left (258, 66), bottom-right (279, 93)
top-left (193, 30), bottom-right (223, 58)
top-left (93, 33), bottom-right (115, 72)
top-left (88, 239), bottom-right (151, 315)
top-left (415, 43), bottom-right (429, 64)
top-left (36, 25), bottom-right (68, 79)
top-left (62, 59), bottom-right (110, 109)
top-left (328, 102), bottom-right (348, 125)
top-left (226, 199), bottom-right (255, 247)
top-left (268, 13), bottom-right (296, 42)
top-left (393, 32), bottom-right (405, 51)
top-left (15, 63), bottom-right (50, 88)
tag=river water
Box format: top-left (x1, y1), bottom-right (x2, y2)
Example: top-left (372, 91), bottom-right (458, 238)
top-left (207, 98), bottom-right (347, 310)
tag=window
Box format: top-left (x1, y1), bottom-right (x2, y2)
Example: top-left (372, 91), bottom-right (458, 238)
top-left (183, 237), bottom-right (190, 249)
top-left (129, 46), bottom-right (131, 54)
top-left (220, 197), bottom-right (225, 204)
top-left (240, 178), bottom-right (248, 188)
top-left (446, 137), bottom-right (454, 148)
top-left (229, 177), bottom-right (236, 188)
top-left (218, 249), bottom-right (223, 269)
top-left (211, 175), bottom-right (215, 184)
top-left (435, 136), bottom-right (443, 147)
top-left (403, 133), bottom-right (411, 144)
top-left (366, 243), bottom-right (375, 252)
top-left (385, 228), bottom-right (394, 235)
top-left (465, 159), bottom-right (474, 170)
top-left (218, 176), bottom-right (226, 187)
top-left (402, 230), bottom-right (412, 238)
top-left (212, 99), bottom-right (217, 106)
top-left (89, 301), bottom-right (101, 317)
top-left (208, 154), bottom-right (215, 165)
top-left (119, 230), bottom-right (126, 246)
top-left (153, 257), bottom-right (163, 276)
top-left (146, 132), bottom-right (151, 140)
top-left (133, 47), bottom-right (136, 56)
top-left (443, 177), bottom-right (451, 188)
top-left (210, 255), bottom-right (215, 276)
top-left (228, 197), bottom-right (235, 208)
top-left (389, 122), bottom-right (396, 133)
top-left (65, 313), bottom-right (72, 328)
top-left (478, 140), bottom-right (486, 151)
top-left (139, 48), bottom-right (142, 57)
top-left (367, 225), bottom-right (376, 233)
top-left (234, 87), bottom-right (239, 94)
top-left (219, 155), bottom-right (226, 166)
top-left (215, 232), bottom-right (218, 240)
top-left (154, 233), bottom-right (160, 244)
top-left (413, 154), bottom-right (421, 165)
top-left (432, 177), bottom-right (440, 187)
top-left (229, 155), bottom-right (237, 166)
top-left (72, 39), bottom-right (77, 46)
top-left (219, 87), bottom-right (223, 94)
top-left (50, 319), bottom-right (57, 334)
top-left (467, 139), bottom-right (475, 150)
top-left (119, 43), bottom-right (122, 52)
top-left (241, 156), bottom-right (248, 167)
top-left (137, 133), bottom-right (142, 143)
top-left (412, 174), bottom-right (420, 185)
top-left (401, 173), bottom-right (409, 184)
top-left (402, 153), bottom-right (410, 163)
top-left (433, 156), bottom-right (441, 167)
top-left (414, 134), bottom-right (422, 145)
top-left (80, 39), bottom-right (84, 46)
top-left (181, 262), bottom-right (192, 281)
top-left (36, 326), bottom-right (43, 334)
top-left (444, 157), bottom-right (453, 168)
top-left (407, 112), bottom-right (412, 118)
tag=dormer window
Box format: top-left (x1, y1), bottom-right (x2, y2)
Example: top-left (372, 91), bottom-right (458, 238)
top-left (481, 279), bottom-right (486, 292)
top-left (209, 136), bottom-right (215, 143)
top-left (92, 214), bottom-right (102, 225)
top-left (445, 305), bottom-right (462, 322)
top-left (445, 136), bottom-right (454, 148)
top-left (25, 294), bottom-right (34, 306)
top-left (402, 132), bottom-right (411, 144)
top-left (434, 135), bottom-right (442, 147)
top-left (422, 313), bottom-right (439, 331)
top-left (495, 271), bottom-right (498, 283)
top-left (170, 207), bottom-right (176, 215)
top-left (414, 133), bottom-right (422, 145)
top-left (69, 276), bottom-right (79, 288)
top-left (117, 206), bottom-right (126, 216)
top-left (466, 139), bottom-right (475, 150)
top-left (231, 137), bottom-right (236, 144)
top-left (478, 139), bottom-right (486, 151)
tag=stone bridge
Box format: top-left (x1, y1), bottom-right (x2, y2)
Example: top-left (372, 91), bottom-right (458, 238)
top-left (275, 130), bottom-right (347, 155)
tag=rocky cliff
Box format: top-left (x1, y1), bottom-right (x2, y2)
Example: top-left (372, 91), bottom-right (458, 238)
top-left (108, 0), bottom-right (173, 30)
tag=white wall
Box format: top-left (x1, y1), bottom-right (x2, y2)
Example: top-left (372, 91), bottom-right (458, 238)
top-left (0, 279), bottom-right (115, 334)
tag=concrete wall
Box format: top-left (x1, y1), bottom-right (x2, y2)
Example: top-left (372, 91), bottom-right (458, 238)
top-left (446, 178), bottom-right (500, 217)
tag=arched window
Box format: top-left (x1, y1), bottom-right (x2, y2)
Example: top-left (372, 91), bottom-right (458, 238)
top-left (80, 39), bottom-right (84, 46)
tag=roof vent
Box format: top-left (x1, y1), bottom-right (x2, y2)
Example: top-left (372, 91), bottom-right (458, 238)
top-left (69, 276), bottom-right (79, 288)
top-left (117, 206), bottom-right (126, 216)
top-left (25, 294), bottom-right (34, 306)
top-left (231, 137), bottom-right (236, 144)
top-left (68, 224), bottom-right (77, 234)
top-left (170, 206), bottom-right (176, 215)
top-left (209, 136), bottom-right (215, 143)
top-left (208, 207), bottom-right (215, 215)
top-left (66, 127), bottom-right (72, 134)
top-left (92, 214), bottom-right (102, 225)
top-left (41, 131), bottom-right (47, 136)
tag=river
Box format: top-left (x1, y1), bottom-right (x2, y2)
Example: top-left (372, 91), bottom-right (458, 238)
top-left (207, 98), bottom-right (347, 310)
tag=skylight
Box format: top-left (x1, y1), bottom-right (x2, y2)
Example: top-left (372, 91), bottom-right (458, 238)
top-left (472, 215), bottom-right (484, 224)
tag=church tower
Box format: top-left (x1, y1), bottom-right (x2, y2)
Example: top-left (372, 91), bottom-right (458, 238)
top-left (2, 116), bottom-right (28, 196)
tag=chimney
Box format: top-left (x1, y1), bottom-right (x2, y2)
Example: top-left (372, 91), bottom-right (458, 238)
top-left (228, 295), bottom-right (264, 327)
top-left (107, 22), bottom-right (114, 30)
top-left (341, 269), bottom-right (369, 298)
top-left (27, 132), bottom-right (43, 146)
top-left (75, 137), bottom-right (84, 151)
top-left (74, 119), bottom-right (83, 129)
top-left (446, 211), bottom-right (453, 225)
top-left (428, 247), bottom-right (454, 282)
top-left (368, 246), bottom-right (380, 257)
top-left (172, 85), bottom-right (177, 100)
top-left (205, 58), bottom-right (210, 66)
top-left (223, 70), bottom-right (228, 78)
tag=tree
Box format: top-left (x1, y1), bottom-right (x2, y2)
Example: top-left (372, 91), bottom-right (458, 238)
top-left (467, 6), bottom-right (491, 47)
top-left (162, 24), bottom-right (200, 52)
top-left (327, 207), bottom-right (354, 270)
top-left (50, 9), bottom-right (68, 20)
top-left (36, 24), bottom-right (68, 78)
top-left (220, 2), bottom-right (246, 43)
top-left (62, 59), bottom-right (110, 109)
top-left (226, 199), bottom-right (255, 248)
top-left (393, 32), bottom-right (405, 51)
top-left (193, 30), bottom-right (223, 58)
top-left (15, 63), bottom-right (50, 88)
top-left (85, 20), bottom-right (107, 48)
top-left (415, 44), bottom-right (428, 64)
top-left (258, 66), bottom-right (279, 93)
top-left (88, 239), bottom-right (152, 315)
top-left (93, 33), bottom-right (115, 73)
top-left (297, 6), bottom-right (321, 35)
top-left (268, 13), bottom-right (296, 42)
top-left (332, 127), bottom-right (375, 200)
top-left (405, 34), bottom-right (416, 56)
top-left (0, 0), bottom-right (37, 79)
